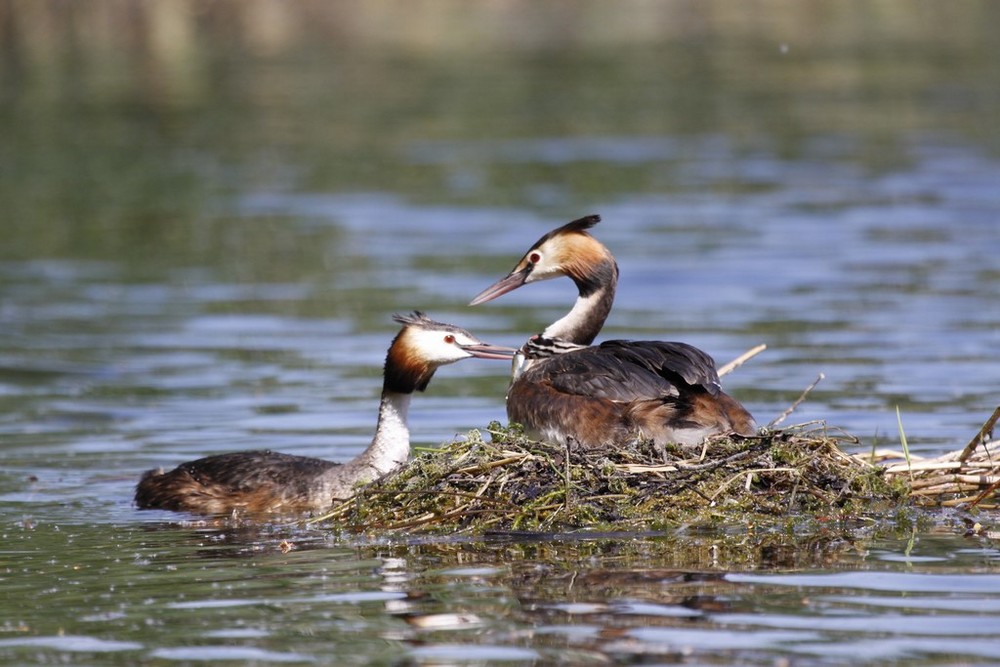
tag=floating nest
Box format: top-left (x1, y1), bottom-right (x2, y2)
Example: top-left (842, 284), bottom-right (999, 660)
top-left (311, 422), bottom-right (898, 534)
top-left (311, 407), bottom-right (1000, 535)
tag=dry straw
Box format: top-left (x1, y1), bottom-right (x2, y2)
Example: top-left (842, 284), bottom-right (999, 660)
top-left (872, 406), bottom-right (1000, 509)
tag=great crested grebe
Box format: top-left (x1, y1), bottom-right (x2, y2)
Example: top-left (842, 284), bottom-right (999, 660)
top-left (470, 215), bottom-right (756, 450)
top-left (135, 312), bottom-right (514, 515)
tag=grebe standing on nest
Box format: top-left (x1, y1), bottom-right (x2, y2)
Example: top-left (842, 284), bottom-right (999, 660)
top-left (135, 312), bottom-right (514, 515)
top-left (470, 215), bottom-right (756, 450)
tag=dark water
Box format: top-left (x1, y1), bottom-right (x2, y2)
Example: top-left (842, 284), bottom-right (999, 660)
top-left (1, 2), bottom-right (999, 664)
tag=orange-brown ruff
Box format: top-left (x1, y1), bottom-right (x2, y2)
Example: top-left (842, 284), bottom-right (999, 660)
top-left (134, 313), bottom-right (513, 515)
top-left (471, 216), bottom-right (757, 450)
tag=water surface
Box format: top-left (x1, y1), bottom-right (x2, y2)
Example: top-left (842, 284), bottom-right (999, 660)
top-left (1, 2), bottom-right (998, 664)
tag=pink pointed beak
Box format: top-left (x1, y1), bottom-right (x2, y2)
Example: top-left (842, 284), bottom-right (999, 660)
top-left (458, 342), bottom-right (518, 360)
top-left (469, 266), bottom-right (532, 306)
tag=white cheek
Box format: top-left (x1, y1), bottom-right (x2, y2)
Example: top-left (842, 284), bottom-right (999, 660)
top-left (526, 269), bottom-right (558, 284)
top-left (407, 329), bottom-right (468, 364)
top-left (407, 329), bottom-right (446, 358)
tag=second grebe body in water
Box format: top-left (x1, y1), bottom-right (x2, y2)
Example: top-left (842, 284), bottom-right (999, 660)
top-left (471, 216), bottom-right (756, 449)
top-left (135, 313), bottom-right (514, 515)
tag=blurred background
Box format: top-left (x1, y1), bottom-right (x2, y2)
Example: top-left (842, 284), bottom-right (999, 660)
top-left (1, 0), bottom-right (998, 509)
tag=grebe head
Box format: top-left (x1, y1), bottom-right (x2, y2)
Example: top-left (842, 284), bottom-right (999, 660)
top-left (469, 215), bottom-right (616, 305)
top-left (385, 312), bottom-right (516, 392)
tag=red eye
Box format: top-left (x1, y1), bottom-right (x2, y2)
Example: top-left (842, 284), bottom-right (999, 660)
top-left (529, 252), bottom-right (541, 263)
top-left (444, 334), bottom-right (455, 344)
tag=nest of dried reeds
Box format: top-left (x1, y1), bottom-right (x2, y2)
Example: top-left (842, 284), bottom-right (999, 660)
top-left (873, 407), bottom-right (1000, 510)
top-left (312, 420), bottom-right (908, 535)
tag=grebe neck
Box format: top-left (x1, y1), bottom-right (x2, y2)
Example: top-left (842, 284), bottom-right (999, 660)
top-left (341, 390), bottom-right (412, 480)
top-left (542, 277), bottom-right (616, 345)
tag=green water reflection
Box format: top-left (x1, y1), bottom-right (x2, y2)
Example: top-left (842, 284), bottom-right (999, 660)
top-left (4, 1), bottom-right (1000, 262)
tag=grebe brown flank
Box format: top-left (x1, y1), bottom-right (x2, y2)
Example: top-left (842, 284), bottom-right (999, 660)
top-left (471, 216), bottom-right (756, 450)
top-left (134, 312), bottom-right (515, 515)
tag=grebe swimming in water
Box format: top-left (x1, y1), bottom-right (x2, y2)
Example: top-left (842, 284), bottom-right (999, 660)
top-left (470, 215), bottom-right (756, 449)
top-left (134, 312), bottom-right (514, 515)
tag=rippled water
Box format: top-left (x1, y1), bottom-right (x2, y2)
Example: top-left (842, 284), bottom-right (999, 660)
top-left (2, 2), bottom-right (999, 664)
top-left (5, 526), bottom-right (1000, 664)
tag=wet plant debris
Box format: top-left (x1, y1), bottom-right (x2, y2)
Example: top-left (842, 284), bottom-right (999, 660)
top-left (311, 420), bottom-right (915, 534)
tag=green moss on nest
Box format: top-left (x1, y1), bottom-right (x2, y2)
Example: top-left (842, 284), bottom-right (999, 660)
top-left (313, 422), bottom-right (908, 534)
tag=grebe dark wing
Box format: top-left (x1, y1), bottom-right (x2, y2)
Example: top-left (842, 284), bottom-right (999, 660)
top-left (135, 451), bottom-right (342, 513)
top-left (178, 451), bottom-right (340, 490)
top-left (523, 340), bottom-right (722, 404)
top-left (596, 340), bottom-right (722, 394)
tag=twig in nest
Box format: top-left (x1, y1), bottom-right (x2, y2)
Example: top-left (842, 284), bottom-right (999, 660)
top-left (676, 448), bottom-right (756, 473)
top-left (456, 453), bottom-right (532, 475)
top-left (958, 406), bottom-right (1000, 463)
top-left (616, 463), bottom-right (679, 474)
top-left (709, 467), bottom-right (799, 501)
top-left (863, 448), bottom-right (930, 464)
top-left (966, 476), bottom-right (1000, 510)
top-left (769, 373), bottom-right (825, 428)
top-left (717, 344), bottom-right (767, 377)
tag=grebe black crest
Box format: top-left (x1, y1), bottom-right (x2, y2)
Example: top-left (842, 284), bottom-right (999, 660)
top-left (134, 312), bottom-right (514, 516)
top-left (473, 217), bottom-right (757, 450)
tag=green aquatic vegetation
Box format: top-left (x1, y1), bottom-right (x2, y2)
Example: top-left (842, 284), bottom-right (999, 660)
top-left (896, 405), bottom-right (913, 481)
